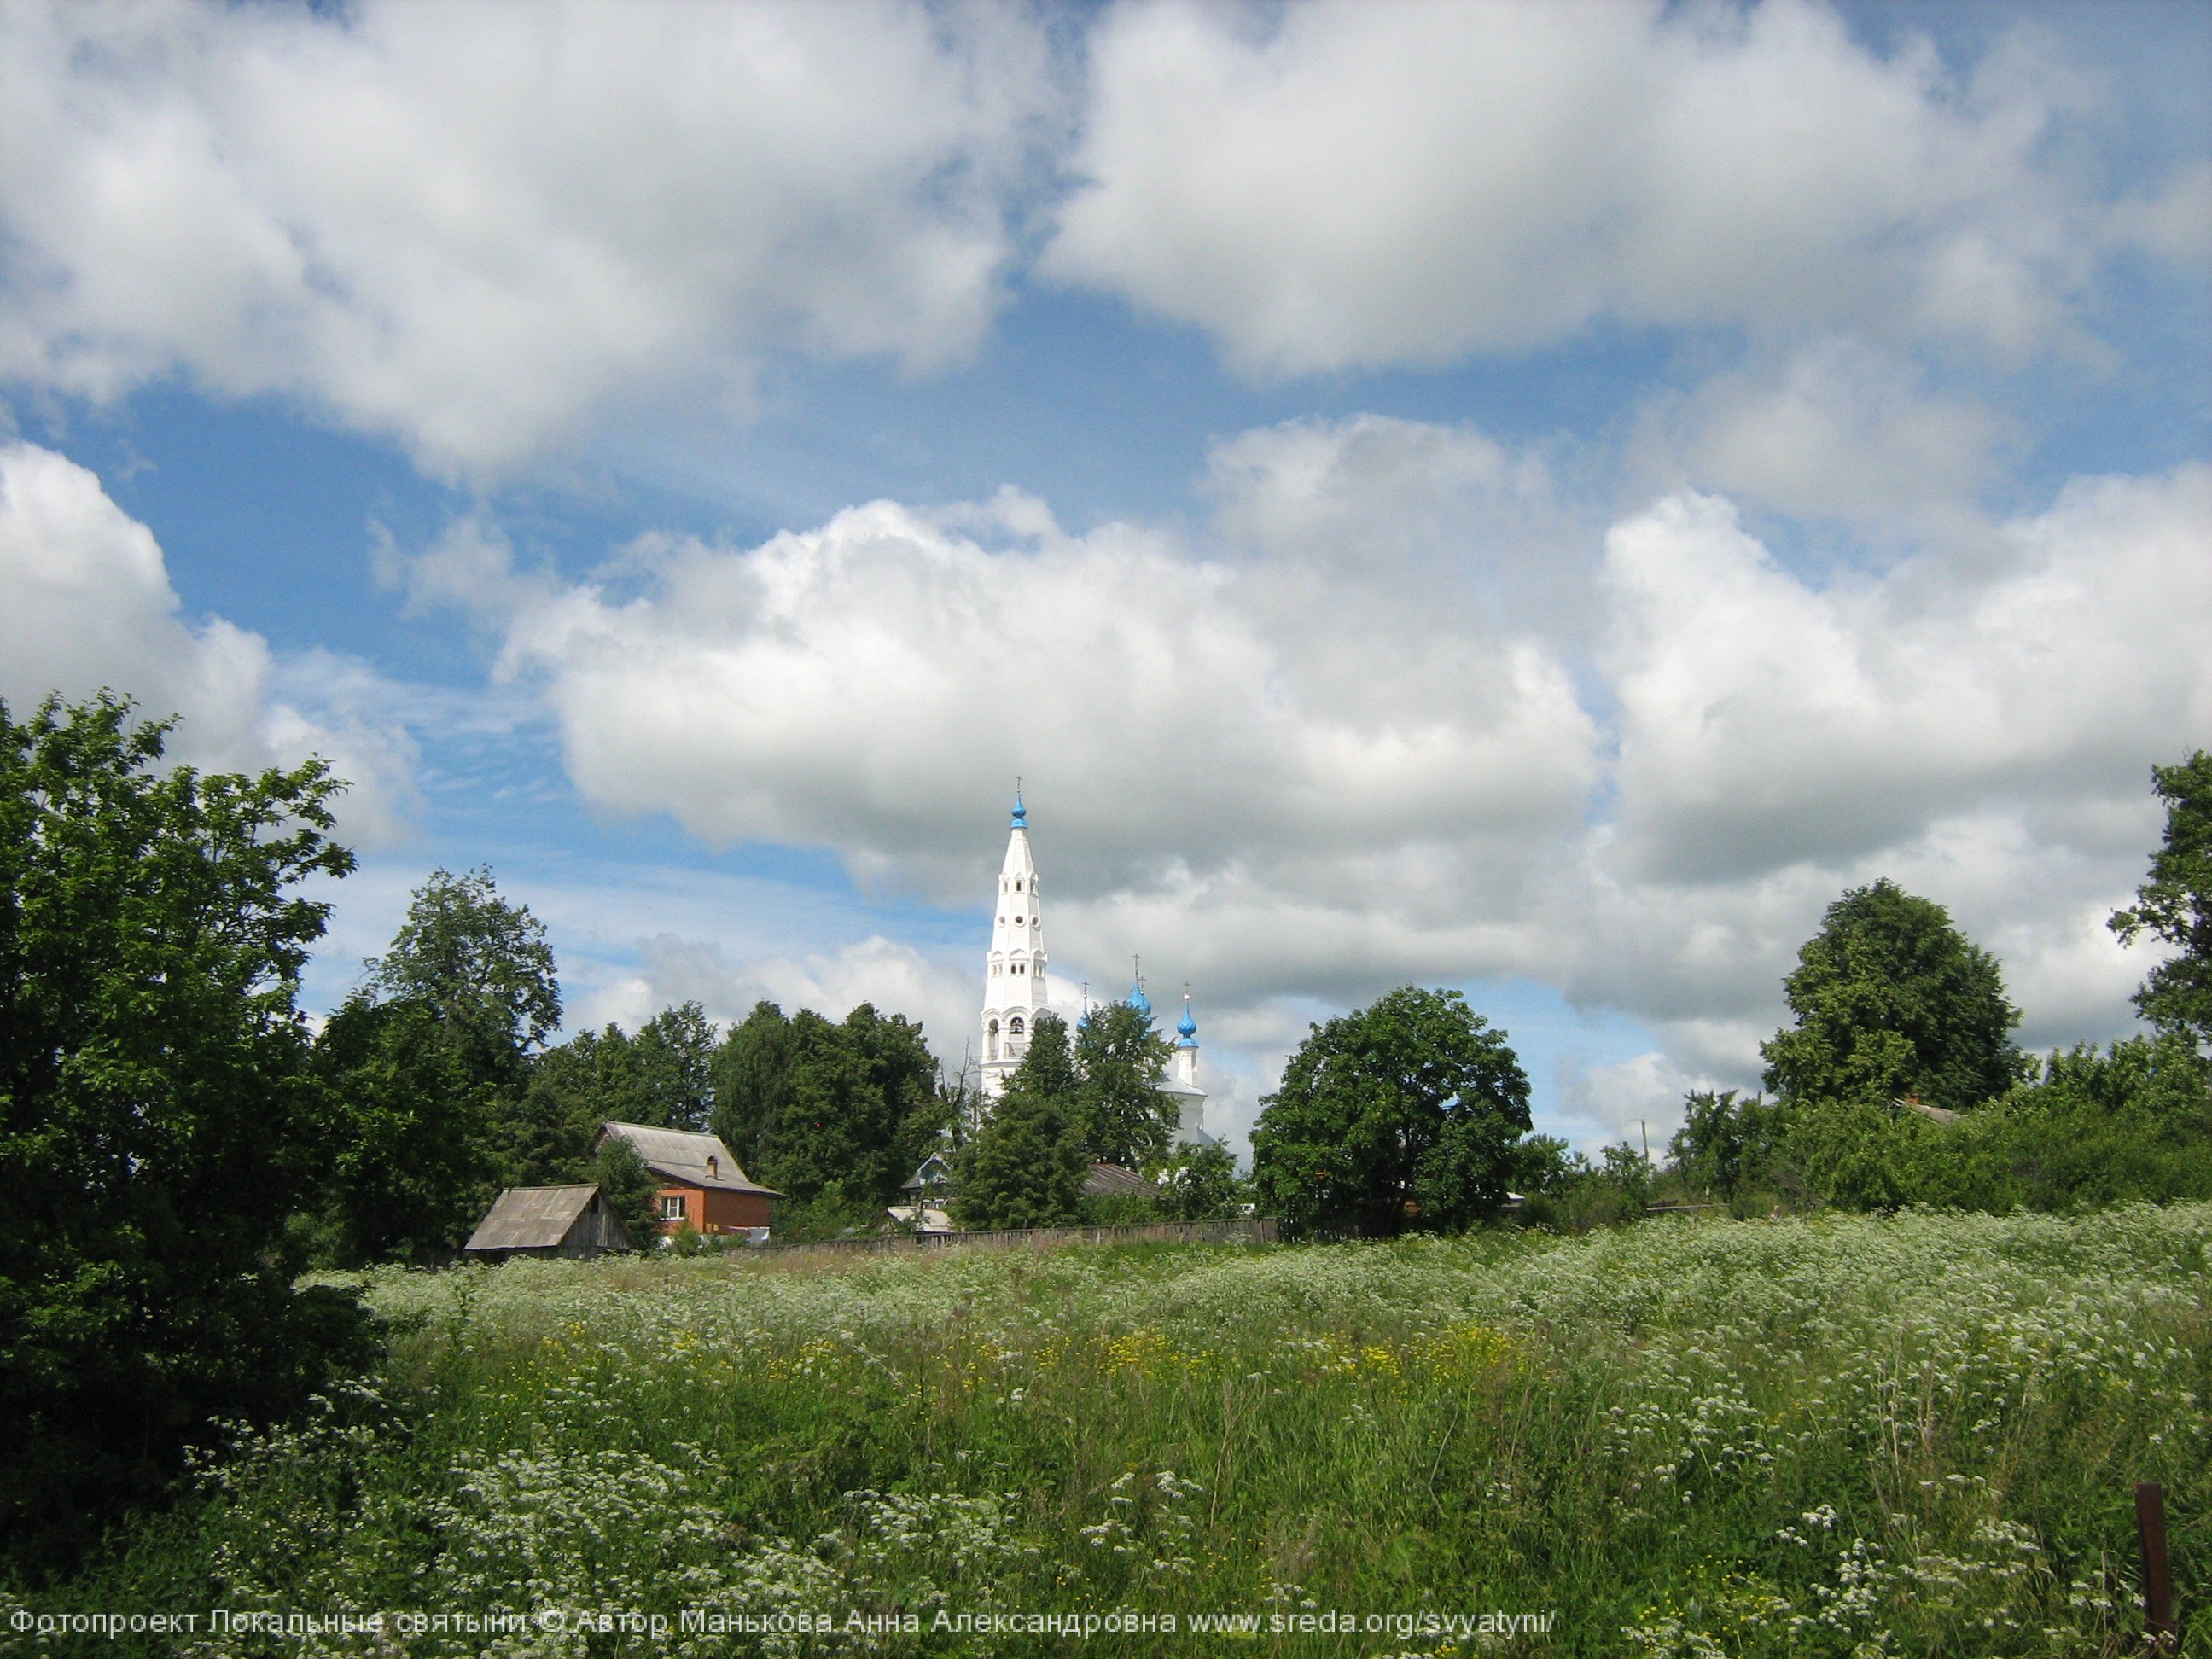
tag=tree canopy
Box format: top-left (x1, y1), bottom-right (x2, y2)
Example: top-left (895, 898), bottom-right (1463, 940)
top-left (709, 1000), bottom-right (942, 1207)
top-left (314, 866), bottom-right (562, 1260)
top-left (0, 694), bottom-right (372, 1560)
top-left (368, 864), bottom-right (560, 1054)
top-left (1249, 986), bottom-right (1531, 1237)
top-left (506, 1001), bottom-right (719, 1187)
top-left (1073, 1000), bottom-right (1178, 1166)
top-left (1761, 878), bottom-right (2026, 1112)
top-left (954, 1015), bottom-right (1091, 1230)
top-left (2111, 750), bottom-right (2212, 1047)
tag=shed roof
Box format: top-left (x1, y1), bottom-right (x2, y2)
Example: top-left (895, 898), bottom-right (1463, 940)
top-left (597, 1121), bottom-right (782, 1195)
top-left (1082, 1161), bottom-right (1156, 1199)
top-left (465, 1185), bottom-right (602, 1253)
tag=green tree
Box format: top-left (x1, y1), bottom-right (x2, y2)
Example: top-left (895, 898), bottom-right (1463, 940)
top-left (711, 1001), bottom-right (941, 1206)
top-left (2110, 750), bottom-right (2212, 1047)
top-left (0, 695), bottom-right (373, 1562)
top-left (367, 865), bottom-right (560, 1052)
top-left (711, 1000), bottom-right (799, 1175)
top-left (1250, 987), bottom-right (1532, 1237)
top-left (1152, 1141), bottom-right (1243, 1220)
top-left (317, 867), bottom-right (561, 1259)
top-left (591, 1134), bottom-right (661, 1253)
top-left (1074, 999), bottom-right (1177, 1165)
top-left (1010, 1010), bottom-right (1080, 1104)
top-left (629, 1001), bottom-right (718, 1130)
top-left (312, 994), bottom-right (497, 1264)
top-left (953, 1086), bottom-right (1089, 1230)
top-left (509, 1002), bottom-right (719, 1186)
top-left (1761, 879), bottom-right (2027, 1112)
top-left (1668, 1089), bottom-right (1783, 1202)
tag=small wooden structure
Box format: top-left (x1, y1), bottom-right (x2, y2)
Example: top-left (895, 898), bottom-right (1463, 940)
top-left (463, 1184), bottom-right (632, 1260)
top-left (596, 1121), bottom-right (783, 1240)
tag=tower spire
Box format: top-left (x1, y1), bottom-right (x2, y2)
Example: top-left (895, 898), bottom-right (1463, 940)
top-left (978, 792), bottom-right (1045, 1097)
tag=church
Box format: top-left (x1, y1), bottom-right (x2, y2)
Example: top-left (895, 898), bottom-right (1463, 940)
top-left (976, 794), bottom-right (1215, 1148)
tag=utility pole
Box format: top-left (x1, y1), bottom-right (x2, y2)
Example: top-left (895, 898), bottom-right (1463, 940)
top-left (1639, 1119), bottom-right (1650, 1166)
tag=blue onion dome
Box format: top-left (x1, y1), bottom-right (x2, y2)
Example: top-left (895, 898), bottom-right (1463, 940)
top-left (1177, 1001), bottom-right (1198, 1042)
top-left (1010, 790), bottom-right (1027, 829)
top-left (1127, 979), bottom-right (1151, 1016)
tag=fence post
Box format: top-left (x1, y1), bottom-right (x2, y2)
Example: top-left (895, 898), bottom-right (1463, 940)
top-left (2137, 1481), bottom-right (2176, 1652)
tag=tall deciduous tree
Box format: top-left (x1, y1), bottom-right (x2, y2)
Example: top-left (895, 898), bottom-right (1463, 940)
top-left (312, 994), bottom-right (496, 1264)
top-left (0, 695), bottom-right (372, 1561)
top-left (2111, 751), bottom-right (2212, 1047)
top-left (317, 866), bottom-right (560, 1259)
top-left (1761, 879), bottom-right (2026, 1112)
top-left (710, 1001), bottom-right (942, 1204)
top-left (1250, 987), bottom-right (1531, 1237)
top-left (1073, 1000), bottom-right (1177, 1166)
top-left (367, 865), bottom-right (560, 1053)
top-left (711, 1000), bottom-right (799, 1176)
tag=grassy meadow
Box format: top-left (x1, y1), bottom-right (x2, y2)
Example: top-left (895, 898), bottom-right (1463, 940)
top-left (20, 1206), bottom-right (2212, 1657)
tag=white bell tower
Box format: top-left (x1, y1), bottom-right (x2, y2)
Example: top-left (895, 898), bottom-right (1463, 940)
top-left (979, 791), bottom-right (1048, 1097)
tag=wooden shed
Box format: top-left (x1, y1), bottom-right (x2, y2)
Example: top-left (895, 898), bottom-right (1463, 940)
top-left (463, 1184), bottom-right (633, 1260)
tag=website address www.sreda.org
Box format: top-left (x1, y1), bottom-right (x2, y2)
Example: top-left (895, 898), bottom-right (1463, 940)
top-left (690, 1608), bottom-right (1559, 1641)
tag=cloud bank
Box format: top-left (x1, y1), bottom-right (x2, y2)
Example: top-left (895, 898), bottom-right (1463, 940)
top-left (0, 0), bottom-right (1054, 474)
top-left (1047, 0), bottom-right (2118, 372)
top-left (0, 441), bottom-right (414, 841)
top-left (3, 0), bottom-right (2197, 470)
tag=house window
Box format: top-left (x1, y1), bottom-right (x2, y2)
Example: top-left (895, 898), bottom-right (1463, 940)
top-left (660, 1195), bottom-right (686, 1221)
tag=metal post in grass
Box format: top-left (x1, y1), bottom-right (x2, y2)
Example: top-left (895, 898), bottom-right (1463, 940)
top-left (2136, 1481), bottom-right (2176, 1652)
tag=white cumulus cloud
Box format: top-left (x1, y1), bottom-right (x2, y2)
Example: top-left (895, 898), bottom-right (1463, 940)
top-left (0, 439), bottom-right (415, 841)
top-left (416, 484), bottom-right (1598, 913)
top-left (0, 0), bottom-right (1055, 474)
top-left (1047, 0), bottom-right (2104, 372)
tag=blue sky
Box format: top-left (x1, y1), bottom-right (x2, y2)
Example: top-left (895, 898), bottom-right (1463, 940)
top-left (2, 0), bottom-right (2207, 1152)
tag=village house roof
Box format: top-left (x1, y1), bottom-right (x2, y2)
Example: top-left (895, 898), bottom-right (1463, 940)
top-left (899, 1152), bottom-right (953, 1194)
top-left (465, 1185), bottom-right (611, 1253)
top-left (597, 1121), bottom-right (782, 1196)
top-left (1081, 1161), bottom-right (1156, 1199)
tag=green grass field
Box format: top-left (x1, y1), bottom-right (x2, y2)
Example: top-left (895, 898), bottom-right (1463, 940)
top-left (23, 1206), bottom-right (2211, 1656)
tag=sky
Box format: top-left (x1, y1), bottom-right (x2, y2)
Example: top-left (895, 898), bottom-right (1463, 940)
top-left (2, 0), bottom-right (2208, 1156)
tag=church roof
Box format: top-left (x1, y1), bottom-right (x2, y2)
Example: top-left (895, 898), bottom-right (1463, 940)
top-left (1177, 1000), bottom-right (1198, 1043)
top-left (1127, 979), bottom-right (1151, 1016)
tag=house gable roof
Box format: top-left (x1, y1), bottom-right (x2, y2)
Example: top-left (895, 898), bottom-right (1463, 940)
top-left (597, 1121), bottom-right (782, 1196)
top-left (465, 1184), bottom-right (603, 1252)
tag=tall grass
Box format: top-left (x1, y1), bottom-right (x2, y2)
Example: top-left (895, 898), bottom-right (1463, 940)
top-left (15, 1205), bottom-right (2209, 1656)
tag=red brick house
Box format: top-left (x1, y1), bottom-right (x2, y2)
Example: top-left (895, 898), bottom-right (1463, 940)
top-left (596, 1121), bottom-right (782, 1240)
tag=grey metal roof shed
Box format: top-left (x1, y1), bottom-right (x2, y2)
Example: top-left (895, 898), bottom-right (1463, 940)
top-left (463, 1184), bottom-right (633, 1260)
